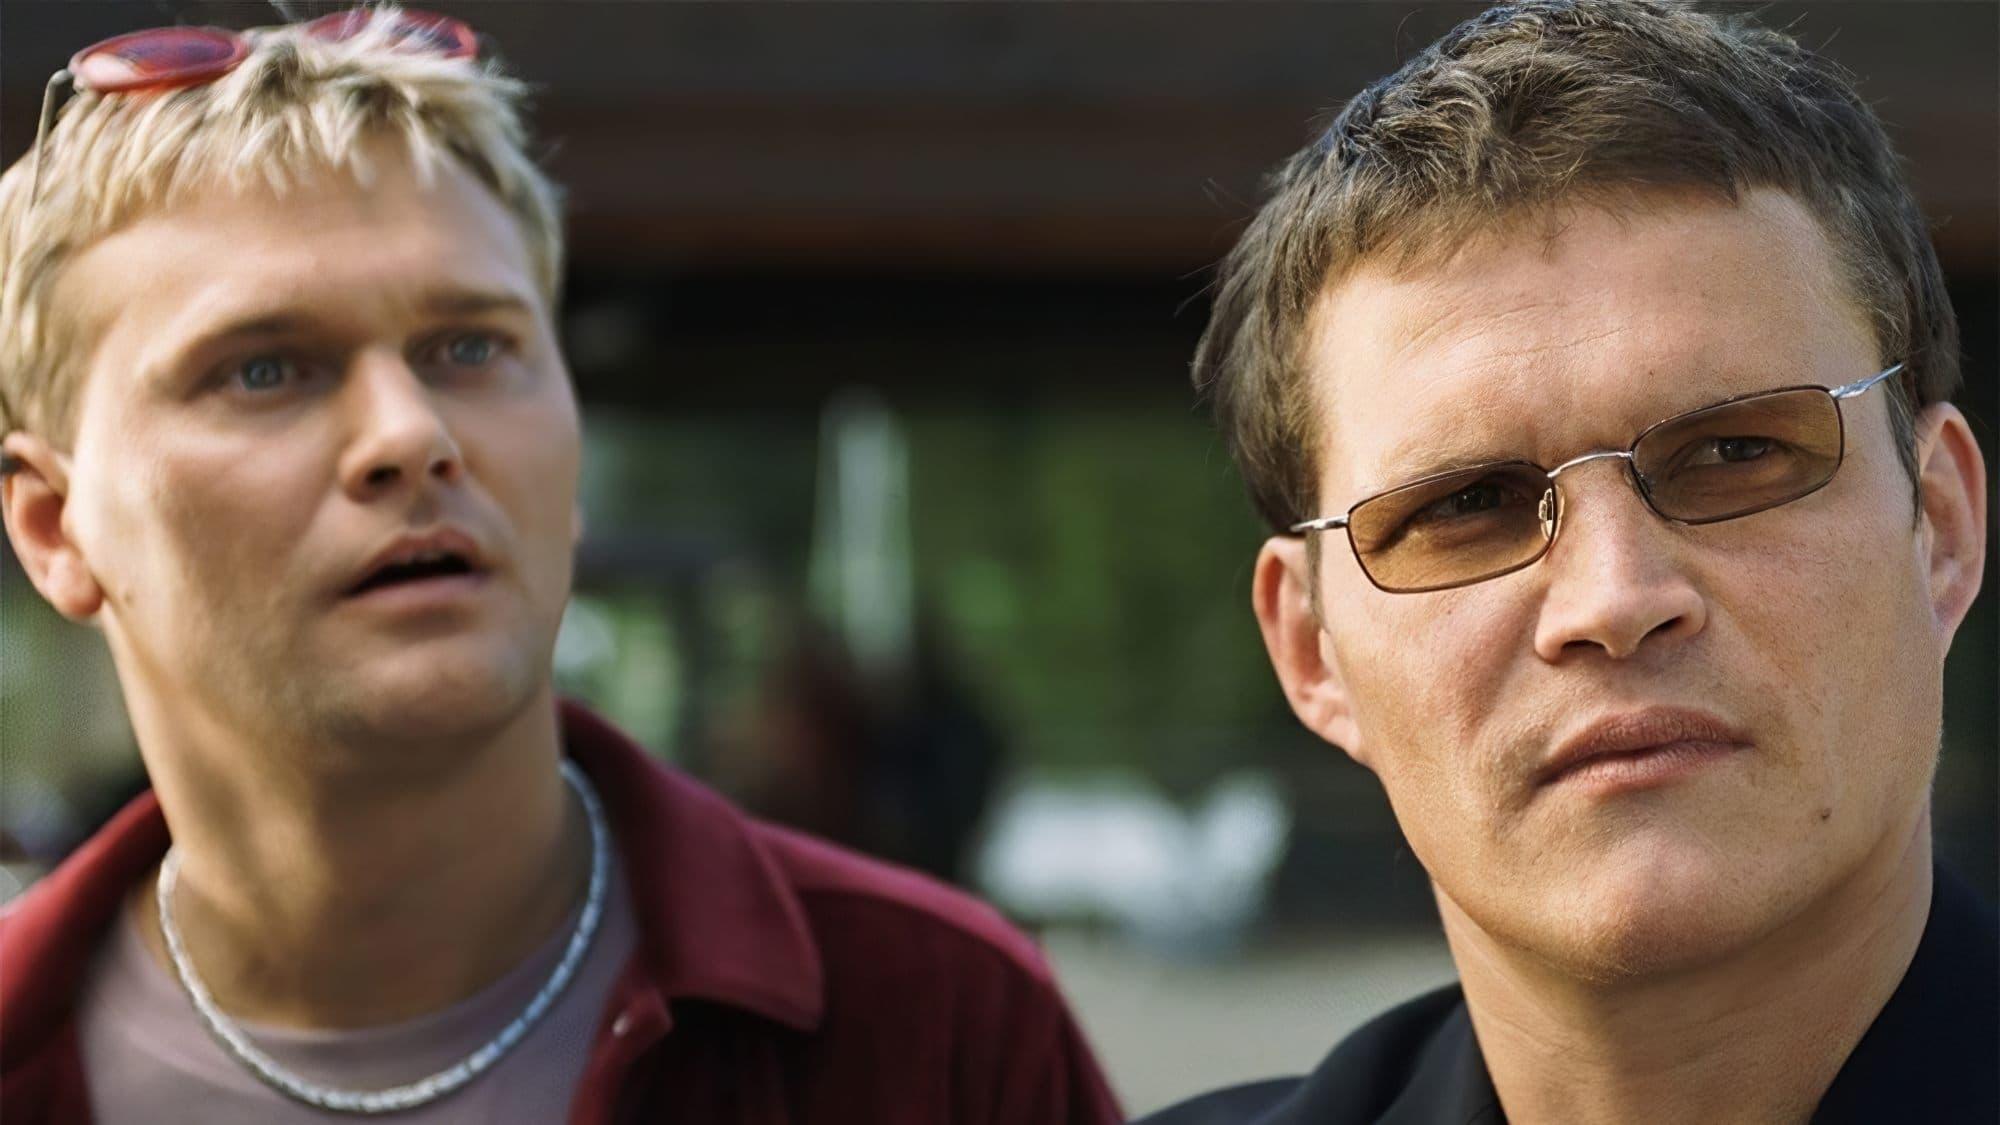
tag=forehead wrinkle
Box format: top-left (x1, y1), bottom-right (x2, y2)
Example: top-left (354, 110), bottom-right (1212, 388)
top-left (1466, 322), bottom-right (1636, 369)
top-left (1382, 284), bottom-right (1567, 372)
top-left (1333, 313), bottom-right (1585, 490)
top-left (1373, 321), bottom-right (1652, 476)
top-left (1312, 267), bottom-right (1579, 453)
top-left (1362, 395), bottom-right (1524, 494)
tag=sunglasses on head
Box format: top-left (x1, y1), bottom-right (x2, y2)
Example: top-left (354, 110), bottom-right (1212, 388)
top-left (27, 7), bottom-right (478, 205)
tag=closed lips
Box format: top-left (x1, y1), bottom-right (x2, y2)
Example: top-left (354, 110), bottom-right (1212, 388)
top-left (1540, 708), bottom-right (1752, 785)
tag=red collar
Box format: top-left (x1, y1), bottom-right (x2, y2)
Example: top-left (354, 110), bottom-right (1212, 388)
top-left (0, 700), bottom-right (825, 1072)
top-left (558, 700), bottom-right (824, 1030)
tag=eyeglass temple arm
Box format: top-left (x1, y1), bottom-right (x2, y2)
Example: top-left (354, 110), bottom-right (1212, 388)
top-left (1830, 362), bottom-right (1904, 400)
top-left (6, 70), bottom-right (74, 477)
top-left (1288, 514), bottom-right (1350, 534)
top-left (27, 70), bottom-right (74, 209)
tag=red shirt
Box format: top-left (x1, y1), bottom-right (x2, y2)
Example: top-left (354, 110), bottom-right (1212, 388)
top-left (0, 701), bottom-right (1125, 1124)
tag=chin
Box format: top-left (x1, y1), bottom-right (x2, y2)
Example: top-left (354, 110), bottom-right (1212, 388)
top-left (1535, 843), bottom-right (1806, 982)
top-left (316, 643), bottom-right (547, 749)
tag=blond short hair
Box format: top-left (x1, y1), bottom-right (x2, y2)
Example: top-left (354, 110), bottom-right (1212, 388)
top-left (0, 8), bottom-right (564, 445)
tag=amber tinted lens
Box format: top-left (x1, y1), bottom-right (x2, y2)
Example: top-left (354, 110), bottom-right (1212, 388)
top-left (1347, 462), bottom-right (1553, 592)
top-left (1634, 388), bottom-right (1842, 522)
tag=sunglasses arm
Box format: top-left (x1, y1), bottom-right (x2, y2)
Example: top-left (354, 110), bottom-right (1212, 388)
top-left (28, 69), bottom-right (74, 208)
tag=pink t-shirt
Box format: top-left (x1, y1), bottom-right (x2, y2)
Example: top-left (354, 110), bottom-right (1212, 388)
top-left (76, 859), bottom-right (638, 1124)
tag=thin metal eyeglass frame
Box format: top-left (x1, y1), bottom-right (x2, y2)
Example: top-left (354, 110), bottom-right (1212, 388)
top-left (1287, 362), bottom-right (1904, 593)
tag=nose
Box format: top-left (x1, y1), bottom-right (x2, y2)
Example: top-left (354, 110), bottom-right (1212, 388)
top-left (1532, 460), bottom-right (1707, 662)
top-left (336, 350), bottom-right (464, 501)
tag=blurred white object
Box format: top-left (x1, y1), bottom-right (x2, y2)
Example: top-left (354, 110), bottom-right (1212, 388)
top-left (810, 389), bottom-right (915, 685)
top-left (975, 770), bottom-right (1291, 952)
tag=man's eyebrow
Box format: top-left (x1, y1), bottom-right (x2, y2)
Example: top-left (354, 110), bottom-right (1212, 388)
top-left (196, 313), bottom-right (315, 344)
top-left (418, 289), bottom-right (537, 318)
top-left (156, 290), bottom-right (538, 370)
top-left (1365, 442), bottom-right (1522, 494)
top-left (152, 313), bottom-right (319, 378)
top-left (194, 290), bottom-right (535, 343)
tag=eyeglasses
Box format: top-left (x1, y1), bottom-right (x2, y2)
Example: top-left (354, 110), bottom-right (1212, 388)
top-left (26, 7), bottom-right (477, 207)
top-left (1288, 363), bottom-right (1904, 594)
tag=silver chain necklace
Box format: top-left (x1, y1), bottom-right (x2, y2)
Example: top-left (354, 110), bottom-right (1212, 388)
top-left (155, 759), bottom-right (610, 1115)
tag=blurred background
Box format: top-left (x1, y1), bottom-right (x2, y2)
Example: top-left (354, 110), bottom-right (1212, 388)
top-left (2, 2), bottom-right (1993, 1114)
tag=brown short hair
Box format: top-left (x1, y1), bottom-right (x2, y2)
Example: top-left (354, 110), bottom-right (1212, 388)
top-left (1196, 0), bottom-right (1960, 533)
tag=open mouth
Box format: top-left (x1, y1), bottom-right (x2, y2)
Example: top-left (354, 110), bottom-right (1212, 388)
top-left (348, 551), bottom-right (480, 597)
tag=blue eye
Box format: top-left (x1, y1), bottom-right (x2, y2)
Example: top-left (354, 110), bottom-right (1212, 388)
top-left (232, 355), bottom-right (298, 392)
top-left (443, 333), bottom-right (500, 366)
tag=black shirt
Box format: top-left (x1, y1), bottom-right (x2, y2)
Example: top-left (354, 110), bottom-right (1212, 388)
top-left (1138, 866), bottom-right (1998, 1125)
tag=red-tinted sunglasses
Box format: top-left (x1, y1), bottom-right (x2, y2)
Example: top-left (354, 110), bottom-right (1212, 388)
top-left (27, 8), bottom-right (477, 203)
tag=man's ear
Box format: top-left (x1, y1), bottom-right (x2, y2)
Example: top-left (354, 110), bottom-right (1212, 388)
top-left (1252, 535), bottom-right (1369, 768)
top-left (1912, 403), bottom-right (1986, 649)
top-left (1, 432), bottom-right (104, 621)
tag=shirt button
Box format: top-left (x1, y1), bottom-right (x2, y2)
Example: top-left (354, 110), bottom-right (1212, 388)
top-left (613, 1013), bottom-right (635, 1037)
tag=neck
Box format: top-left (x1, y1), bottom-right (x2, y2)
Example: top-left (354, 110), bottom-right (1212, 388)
top-left (124, 683), bottom-right (588, 1029)
top-left (1446, 822), bottom-right (1933, 1125)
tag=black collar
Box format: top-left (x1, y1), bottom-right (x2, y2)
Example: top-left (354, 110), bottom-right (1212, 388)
top-left (1144, 865), bottom-right (1996, 1125)
top-left (1811, 865), bottom-right (1998, 1124)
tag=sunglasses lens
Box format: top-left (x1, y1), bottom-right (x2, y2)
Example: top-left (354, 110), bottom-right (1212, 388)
top-left (304, 9), bottom-right (478, 59)
top-left (71, 28), bottom-right (247, 93)
top-left (1348, 462), bottom-right (1554, 592)
top-left (1634, 388), bottom-right (1842, 522)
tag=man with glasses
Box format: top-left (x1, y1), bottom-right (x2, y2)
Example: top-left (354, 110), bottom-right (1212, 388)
top-left (0, 9), bottom-right (1119, 1123)
top-left (1145, 1), bottom-right (1991, 1122)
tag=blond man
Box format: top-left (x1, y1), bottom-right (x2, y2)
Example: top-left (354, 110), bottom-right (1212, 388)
top-left (1145, 1), bottom-right (1992, 1122)
top-left (0, 10), bottom-right (1120, 1123)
